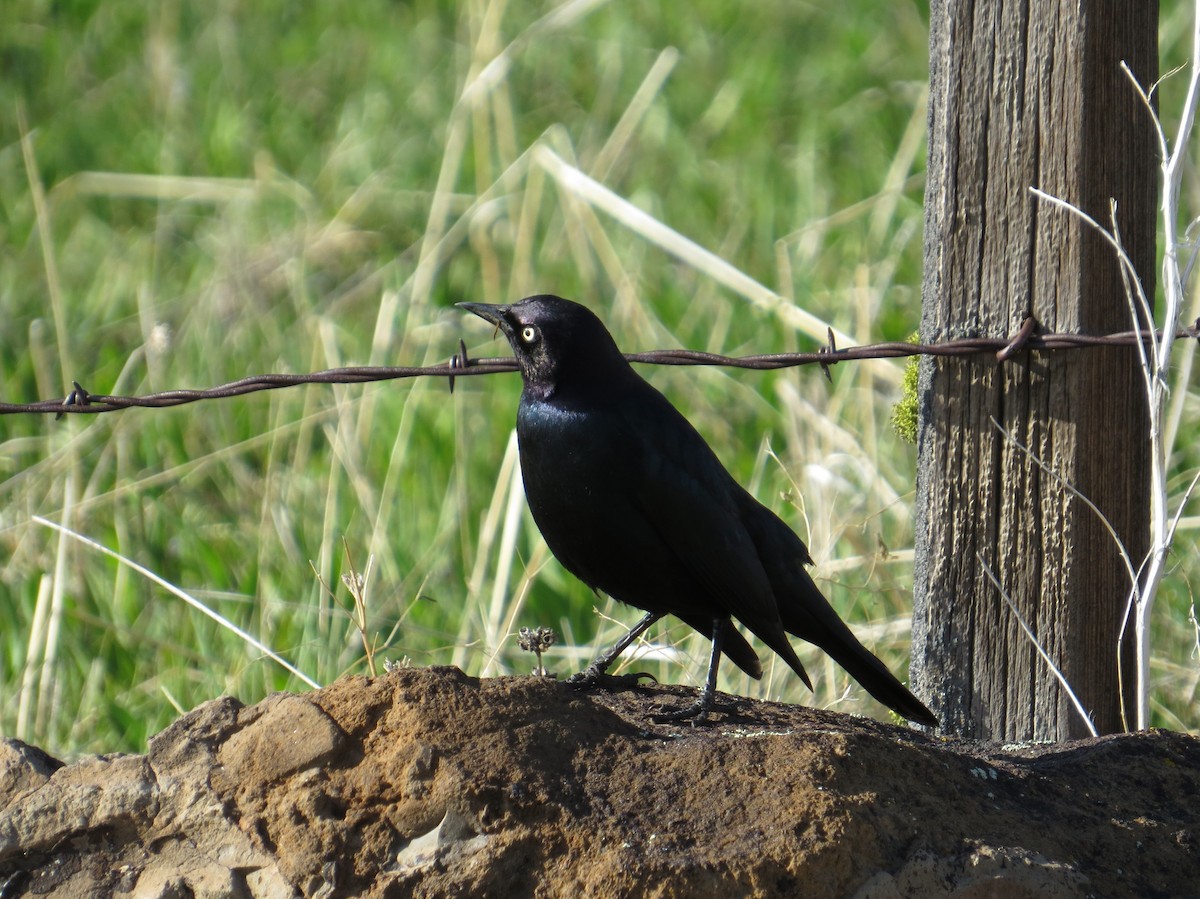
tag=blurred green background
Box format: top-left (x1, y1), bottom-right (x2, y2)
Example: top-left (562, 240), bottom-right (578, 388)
top-left (2, 0), bottom-right (1197, 755)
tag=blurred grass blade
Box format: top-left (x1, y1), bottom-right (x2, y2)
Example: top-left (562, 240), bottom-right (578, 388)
top-left (33, 516), bottom-right (321, 690)
top-left (534, 144), bottom-right (886, 367)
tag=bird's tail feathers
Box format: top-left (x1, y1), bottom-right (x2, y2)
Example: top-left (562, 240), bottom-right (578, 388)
top-left (678, 612), bottom-right (764, 680)
top-left (721, 625), bottom-right (765, 680)
top-left (822, 633), bottom-right (938, 727)
top-left (785, 603), bottom-right (937, 726)
top-left (748, 627), bottom-right (814, 692)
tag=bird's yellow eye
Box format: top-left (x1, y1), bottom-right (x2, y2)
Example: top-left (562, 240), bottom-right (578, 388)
top-left (521, 326), bottom-right (538, 343)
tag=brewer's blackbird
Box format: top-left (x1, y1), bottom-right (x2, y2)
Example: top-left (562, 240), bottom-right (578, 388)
top-left (460, 295), bottom-right (937, 727)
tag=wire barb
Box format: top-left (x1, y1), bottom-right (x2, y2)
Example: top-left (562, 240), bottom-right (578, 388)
top-left (996, 315), bottom-right (1039, 362)
top-left (818, 327), bottom-right (838, 382)
top-left (447, 338), bottom-right (470, 395)
top-left (56, 381), bottom-right (91, 420)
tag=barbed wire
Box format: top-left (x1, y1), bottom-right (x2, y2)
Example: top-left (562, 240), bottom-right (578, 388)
top-left (3, 317), bottom-right (1198, 417)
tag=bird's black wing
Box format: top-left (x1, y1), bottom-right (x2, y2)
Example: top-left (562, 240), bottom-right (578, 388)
top-left (617, 392), bottom-right (815, 689)
top-left (738, 491), bottom-right (938, 726)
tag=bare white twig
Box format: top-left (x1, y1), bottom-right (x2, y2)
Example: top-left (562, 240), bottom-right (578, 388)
top-left (977, 554), bottom-right (1099, 738)
top-left (987, 417), bottom-right (1140, 592)
top-left (1125, 5), bottom-right (1200, 730)
top-left (1031, 4), bottom-right (1200, 729)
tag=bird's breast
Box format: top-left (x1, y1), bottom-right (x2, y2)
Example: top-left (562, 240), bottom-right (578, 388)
top-left (516, 400), bottom-right (624, 505)
top-left (514, 397), bottom-right (646, 582)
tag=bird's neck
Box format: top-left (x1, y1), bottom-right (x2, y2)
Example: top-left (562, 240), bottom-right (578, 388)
top-left (522, 365), bottom-right (638, 410)
top-left (522, 380), bottom-right (557, 404)
top-left (521, 345), bottom-right (640, 406)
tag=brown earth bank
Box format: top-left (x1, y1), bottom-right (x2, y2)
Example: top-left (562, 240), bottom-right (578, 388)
top-left (1, 666), bottom-right (1197, 898)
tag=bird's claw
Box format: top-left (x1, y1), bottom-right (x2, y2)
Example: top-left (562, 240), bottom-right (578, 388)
top-left (652, 695), bottom-right (714, 724)
top-left (566, 668), bottom-right (657, 691)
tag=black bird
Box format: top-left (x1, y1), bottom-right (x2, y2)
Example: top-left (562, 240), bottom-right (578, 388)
top-left (459, 295), bottom-right (937, 727)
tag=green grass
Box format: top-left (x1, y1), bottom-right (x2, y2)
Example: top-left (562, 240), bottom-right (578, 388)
top-left (2, 1), bottom-right (1196, 755)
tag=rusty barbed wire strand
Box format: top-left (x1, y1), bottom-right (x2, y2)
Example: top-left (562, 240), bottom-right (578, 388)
top-left (4, 319), bottom-right (1198, 417)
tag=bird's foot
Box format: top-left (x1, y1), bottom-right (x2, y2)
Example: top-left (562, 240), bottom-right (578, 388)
top-left (566, 667), bottom-right (657, 691)
top-left (653, 692), bottom-right (715, 724)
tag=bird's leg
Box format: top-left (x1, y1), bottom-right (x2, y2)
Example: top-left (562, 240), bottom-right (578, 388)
top-left (567, 610), bottom-right (663, 690)
top-left (655, 617), bottom-right (727, 723)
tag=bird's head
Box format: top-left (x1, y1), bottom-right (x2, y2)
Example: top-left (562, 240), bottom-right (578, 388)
top-left (458, 295), bottom-right (630, 398)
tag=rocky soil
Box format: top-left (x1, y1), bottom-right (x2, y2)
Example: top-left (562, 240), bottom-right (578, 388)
top-left (1, 666), bottom-right (1197, 898)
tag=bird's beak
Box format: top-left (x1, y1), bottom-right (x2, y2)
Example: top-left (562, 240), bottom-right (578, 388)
top-left (457, 302), bottom-right (509, 332)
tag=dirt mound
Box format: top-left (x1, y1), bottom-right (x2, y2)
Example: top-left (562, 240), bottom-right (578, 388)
top-left (1, 666), bottom-right (1197, 897)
